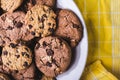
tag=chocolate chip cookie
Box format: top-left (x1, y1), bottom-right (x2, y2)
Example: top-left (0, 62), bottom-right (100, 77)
top-left (0, 11), bottom-right (34, 46)
top-left (1, 0), bottom-right (23, 12)
top-left (0, 73), bottom-right (10, 80)
top-left (25, 5), bottom-right (56, 37)
top-left (35, 36), bottom-right (71, 77)
top-left (2, 42), bottom-right (33, 70)
top-left (55, 9), bottom-right (83, 47)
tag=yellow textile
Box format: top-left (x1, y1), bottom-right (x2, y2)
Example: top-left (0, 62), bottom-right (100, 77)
top-left (81, 60), bottom-right (118, 80)
top-left (74, 0), bottom-right (120, 79)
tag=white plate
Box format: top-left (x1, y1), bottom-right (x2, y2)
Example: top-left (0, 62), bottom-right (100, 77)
top-left (56, 0), bottom-right (88, 80)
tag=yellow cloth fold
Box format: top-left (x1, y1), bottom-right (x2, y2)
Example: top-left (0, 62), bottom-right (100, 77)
top-left (81, 60), bottom-right (118, 80)
top-left (74, 0), bottom-right (120, 79)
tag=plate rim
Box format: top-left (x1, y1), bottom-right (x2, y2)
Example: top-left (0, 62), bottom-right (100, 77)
top-left (56, 0), bottom-right (88, 80)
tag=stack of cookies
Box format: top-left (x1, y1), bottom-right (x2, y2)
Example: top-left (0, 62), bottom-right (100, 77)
top-left (0, 0), bottom-right (83, 80)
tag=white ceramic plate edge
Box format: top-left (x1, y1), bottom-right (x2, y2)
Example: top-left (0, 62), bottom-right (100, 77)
top-left (56, 0), bottom-right (88, 80)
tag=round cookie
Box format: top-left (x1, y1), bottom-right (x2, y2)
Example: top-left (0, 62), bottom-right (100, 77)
top-left (0, 73), bottom-right (10, 80)
top-left (2, 42), bottom-right (33, 70)
top-left (0, 11), bottom-right (34, 46)
top-left (25, 5), bottom-right (56, 37)
top-left (35, 36), bottom-right (71, 77)
top-left (1, 0), bottom-right (23, 12)
top-left (55, 9), bottom-right (83, 47)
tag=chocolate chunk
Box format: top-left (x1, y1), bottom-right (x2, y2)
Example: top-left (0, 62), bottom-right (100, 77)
top-left (73, 24), bottom-right (79, 29)
top-left (42, 41), bottom-right (47, 47)
top-left (23, 61), bottom-right (28, 67)
top-left (15, 22), bottom-right (23, 28)
top-left (3, 51), bottom-right (8, 55)
top-left (13, 20), bottom-right (17, 25)
top-left (48, 23), bottom-right (51, 26)
top-left (35, 43), bottom-right (40, 49)
top-left (9, 43), bottom-right (17, 48)
top-left (1, 16), bottom-right (6, 21)
top-left (38, 17), bottom-right (45, 22)
top-left (46, 49), bottom-right (54, 56)
top-left (29, 17), bottom-right (34, 21)
top-left (22, 52), bottom-right (30, 58)
top-left (15, 55), bottom-right (20, 58)
top-left (52, 59), bottom-right (59, 67)
top-left (7, 26), bottom-right (13, 30)
top-left (28, 25), bottom-right (33, 29)
top-left (43, 14), bottom-right (47, 18)
top-left (52, 59), bottom-right (56, 63)
top-left (6, 63), bottom-right (9, 65)
top-left (25, 54), bottom-right (30, 58)
top-left (48, 28), bottom-right (54, 32)
top-left (22, 52), bottom-right (27, 56)
top-left (46, 62), bottom-right (52, 67)
top-left (25, 48), bottom-right (29, 51)
top-left (31, 31), bottom-right (35, 35)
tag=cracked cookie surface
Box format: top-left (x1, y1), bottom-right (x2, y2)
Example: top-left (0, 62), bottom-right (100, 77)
top-left (35, 36), bottom-right (71, 77)
top-left (0, 11), bottom-right (34, 46)
top-left (25, 5), bottom-right (56, 37)
top-left (55, 9), bottom-right (83, 47)
top-left (1, 0), bottom-right (23, 12)
top-left (2, 42), bottom-right (33, 70)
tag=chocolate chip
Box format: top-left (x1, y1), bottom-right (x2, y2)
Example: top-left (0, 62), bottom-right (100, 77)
top-left (46, 49), bottom-right (54, 56)
top-left (13, 20), bottom-right (17, 25)
top-left (6, 63), bottom-right (9, 65)
top-left (29, 17), bottom-right (34, 21)
top-left (15, 55), bottom-right (20, 58)
top-left (22, 52), bottom-right (29, 58)
top-left (7, 26), bottom-right (13, 30)
top-left (23, 61), bottom-right (28, 67)
top-left (31, 31), bottom-right (35, 35)
top-left (9, 43), bottom-right (17, 48)
top-left (25, 48), bottom-right (29, 51)
top-left (52, 59), bottom-right (56, 63)
top-left (25, 54), bottom-right (30, 58)
top-left (48, 28), bottom-right (54, 32)
top-left (1, 16), bottom-right (6, 21)
top-left (46, 62), bottom-right (52, 67)
top-left (73, 24), bottom-right (79, 29)
top-left (43, 14), bottom-right (47, 18)
top-left (28, 25), bottom-right (33, 29)
top-left (3, 51), bottom-right (8, 55)
top-left (48, 23), bottom-right (51, 26)
top-left (35, 43), bottom-right (40, 49)
top-left (22, 52), bottom-right (26, 56)
top-left (38, 17), bottom-right (45, 22)
top-left (15, 22), bottom-right (23, 28)
top-left (42, 41), bottom-right (47, 47)
top-left (2, 41), bottom-right (5, 44)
